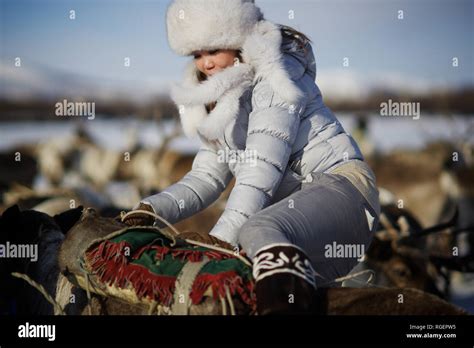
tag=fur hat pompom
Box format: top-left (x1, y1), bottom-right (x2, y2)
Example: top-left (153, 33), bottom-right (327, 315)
top-left (166, 0), bottom-right (264, 56)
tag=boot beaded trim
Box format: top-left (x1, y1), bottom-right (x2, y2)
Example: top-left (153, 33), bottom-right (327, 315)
top-left (252, 243), bottom-right (316, 288)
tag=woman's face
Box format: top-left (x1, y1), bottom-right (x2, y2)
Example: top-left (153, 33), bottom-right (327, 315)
top-left (193, 49), bottom-right (239, 77)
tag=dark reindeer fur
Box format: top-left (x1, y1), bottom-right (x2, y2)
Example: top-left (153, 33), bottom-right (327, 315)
top-left (0, 205), bottom-right (467, 315)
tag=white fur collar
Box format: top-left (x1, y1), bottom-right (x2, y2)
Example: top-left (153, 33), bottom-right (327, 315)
top-left (241, 20), bottom-right (303, 103)
top-left (171, 62), bottom-right (254, 140)
top-left (170, 20), bottom-right (303, 140)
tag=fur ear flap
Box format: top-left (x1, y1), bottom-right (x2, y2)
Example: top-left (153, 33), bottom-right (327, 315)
top-left (171, 60), bottom-right (254, 139)
top-left (179, 104), bottom-right (208, 138)
top-left (241, 20), bottom-right (304, 106)
top-left (170, 62), bottom-right (254, 106)
top-left (197, 82), bottom-right (251, 141)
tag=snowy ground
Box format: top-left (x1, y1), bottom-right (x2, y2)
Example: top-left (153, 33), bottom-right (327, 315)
top-left (0, 114), bottom-right (472, 153)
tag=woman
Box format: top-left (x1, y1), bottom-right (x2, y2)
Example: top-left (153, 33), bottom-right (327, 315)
top-left (125, 0), bottom-right (380, 315)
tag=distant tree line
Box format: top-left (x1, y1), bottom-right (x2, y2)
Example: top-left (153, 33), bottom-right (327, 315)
top-left (1, 86), bottom-right (473, 122)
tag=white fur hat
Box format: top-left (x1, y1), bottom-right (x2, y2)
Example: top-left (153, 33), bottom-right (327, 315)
top-left (166, 0), bottom-right (264, 56)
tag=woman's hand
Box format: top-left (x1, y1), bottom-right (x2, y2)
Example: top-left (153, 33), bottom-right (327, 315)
top-left (178, 231), bottom-right (234, 250)
top-left (122, 203), bottom-right (156, 226)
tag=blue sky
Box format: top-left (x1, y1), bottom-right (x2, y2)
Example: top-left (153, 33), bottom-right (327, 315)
top-left (1, 0), bottom-right (473, 100)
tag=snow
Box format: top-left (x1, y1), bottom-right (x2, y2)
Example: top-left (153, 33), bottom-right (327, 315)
top-left (0, 114), bottom-right (471, 153)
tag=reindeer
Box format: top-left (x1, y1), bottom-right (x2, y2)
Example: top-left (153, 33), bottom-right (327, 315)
top-left (346, 199), bottom-right (474, 301)
top-left (435, 151), bottom-right (474, 257)
top-left (0, 205), bottom-right (466, 315)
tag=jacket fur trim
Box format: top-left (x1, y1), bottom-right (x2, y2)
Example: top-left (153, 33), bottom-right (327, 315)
top-left (170, 20), bottom-right (304, 140)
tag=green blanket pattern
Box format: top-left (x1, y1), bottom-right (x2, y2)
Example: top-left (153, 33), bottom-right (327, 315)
top-left (82, 227), bottom-right (256, 309)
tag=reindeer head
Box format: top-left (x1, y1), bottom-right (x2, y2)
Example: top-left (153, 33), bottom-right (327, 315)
top-left (365, 204), bottom-right (446, 298)
top-left (0, 205), bottom-right (83, 314)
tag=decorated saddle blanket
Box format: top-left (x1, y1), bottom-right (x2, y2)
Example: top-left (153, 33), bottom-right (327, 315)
top-left (79, 227), bottom-right (256, 313)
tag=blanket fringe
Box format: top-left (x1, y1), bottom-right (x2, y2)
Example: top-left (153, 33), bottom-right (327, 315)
top-left (190, 271), bottom-right (256, 310)
top-left (84, 240), bottom-right (255, 308)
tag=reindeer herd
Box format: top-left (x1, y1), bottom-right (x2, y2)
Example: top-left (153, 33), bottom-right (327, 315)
top-left (0, 126), bottom-right (473, 315)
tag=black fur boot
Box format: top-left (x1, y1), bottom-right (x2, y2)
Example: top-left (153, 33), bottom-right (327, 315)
top-left (253, 244), bottom-right (317, 315)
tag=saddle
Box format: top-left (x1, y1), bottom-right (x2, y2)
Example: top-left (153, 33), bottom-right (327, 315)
top-left (73, 225), bottom-right (256, 315)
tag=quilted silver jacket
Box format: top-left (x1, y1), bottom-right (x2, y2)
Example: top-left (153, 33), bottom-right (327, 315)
top-left (141, 21), bottom-right (365, 245)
